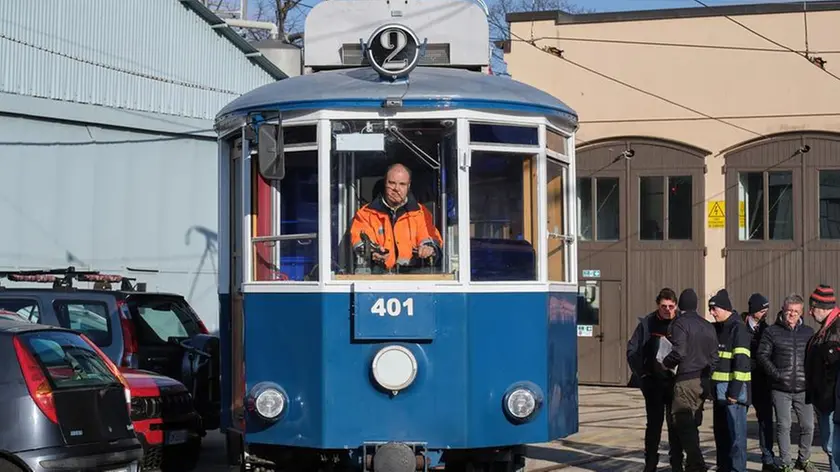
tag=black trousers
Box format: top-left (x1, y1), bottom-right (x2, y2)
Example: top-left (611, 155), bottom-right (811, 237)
top-left (642, 376), bottom-right (682, 470)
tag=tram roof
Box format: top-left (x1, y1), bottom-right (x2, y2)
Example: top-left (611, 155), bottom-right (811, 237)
top-left (215, 67), bottom-right (578, 126)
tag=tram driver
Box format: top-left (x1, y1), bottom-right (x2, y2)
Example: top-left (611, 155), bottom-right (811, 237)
top-left (349, 163), bottom-right (443, 273)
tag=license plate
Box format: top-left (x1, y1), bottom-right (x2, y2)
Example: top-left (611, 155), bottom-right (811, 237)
top-left (166, 430), bottom-right (188, 445)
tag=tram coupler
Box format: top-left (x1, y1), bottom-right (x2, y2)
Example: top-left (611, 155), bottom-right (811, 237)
top-left (362, 442), bottom-right (429, 472)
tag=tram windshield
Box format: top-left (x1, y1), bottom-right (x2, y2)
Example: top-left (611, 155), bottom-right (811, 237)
top-left (331, 119), bottom-right (458, 280)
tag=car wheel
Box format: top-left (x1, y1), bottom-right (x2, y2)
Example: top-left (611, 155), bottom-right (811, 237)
top-left (0, 458), bottom-right (24, 472)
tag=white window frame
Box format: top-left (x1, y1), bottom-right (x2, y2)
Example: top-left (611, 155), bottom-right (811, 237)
top-left (237, 109), bottom-right (578, 294)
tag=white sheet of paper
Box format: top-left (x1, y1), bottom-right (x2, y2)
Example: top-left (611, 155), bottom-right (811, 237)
top-left (656, 336), bottom-right (678, 374)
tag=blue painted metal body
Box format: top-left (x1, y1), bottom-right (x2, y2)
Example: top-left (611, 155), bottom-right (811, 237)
top-left (232, 290), bottom-right (578, 449)
top-left (216, 62), bottom-right (581, 461)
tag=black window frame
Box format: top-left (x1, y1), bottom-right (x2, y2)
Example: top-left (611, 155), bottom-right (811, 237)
top-left (51, 299), bottom-right (113, 348)
top-left (637, 174), bottom-right (694, 241)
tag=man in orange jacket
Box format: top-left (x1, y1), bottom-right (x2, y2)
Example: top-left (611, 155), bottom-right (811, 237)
top-left (350, 163), bottom-right (442, 272)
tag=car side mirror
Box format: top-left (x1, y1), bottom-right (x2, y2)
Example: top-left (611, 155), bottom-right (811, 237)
top-left (257, 124), bottom-right (285, 180)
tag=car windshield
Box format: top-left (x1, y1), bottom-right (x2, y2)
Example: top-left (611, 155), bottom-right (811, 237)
top-left (132, 297), bottom-right (202, 343)
top-left (21, 330), bottom-right (119, 389)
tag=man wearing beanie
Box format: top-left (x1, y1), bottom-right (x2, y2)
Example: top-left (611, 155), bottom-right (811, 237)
top-left (742, 293), bottom-right (776, 470)
top-left (804, 284), bottom-right (840, 472)
top-left (662, 288), bottom-right (719, 472)
top-left (708, 289), bottom-right (752, 472)
top-left (626, 288), bottom-right (682, 472)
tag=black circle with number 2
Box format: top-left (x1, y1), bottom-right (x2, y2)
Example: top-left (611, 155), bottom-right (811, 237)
top-left (367, 25), bottom-right (419, 78)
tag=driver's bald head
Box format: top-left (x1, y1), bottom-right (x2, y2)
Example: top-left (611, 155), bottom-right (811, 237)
top-left (386, 163), bottom-right (411, 182)
top-left (383, 163), bottom-right (411, 207)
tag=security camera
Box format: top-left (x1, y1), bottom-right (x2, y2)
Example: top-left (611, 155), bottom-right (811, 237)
top-left (622, 149), bottom-right (635, 159)
top-left (441, 119), bottom-right (455, 127)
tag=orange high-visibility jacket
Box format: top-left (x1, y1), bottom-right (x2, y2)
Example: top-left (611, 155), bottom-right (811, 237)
top-left (350, 194), bottom-right (443, 270)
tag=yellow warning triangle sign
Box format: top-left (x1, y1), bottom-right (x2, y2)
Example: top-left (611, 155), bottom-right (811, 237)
top-left (709, 202), bottom-right (725, 218)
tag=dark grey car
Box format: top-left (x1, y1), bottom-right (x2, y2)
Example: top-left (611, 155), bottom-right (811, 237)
top-left (0, 320), bottom-right (143, 472)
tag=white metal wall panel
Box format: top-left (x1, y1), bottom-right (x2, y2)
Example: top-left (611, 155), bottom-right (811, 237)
top-left (0, 115), bottom-right (221, 332)
top-left (0, 0), bottom-right (276, 121)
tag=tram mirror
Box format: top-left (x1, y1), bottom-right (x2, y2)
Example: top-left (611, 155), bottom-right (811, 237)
top-left (257, 124), bottom-right (285, 180)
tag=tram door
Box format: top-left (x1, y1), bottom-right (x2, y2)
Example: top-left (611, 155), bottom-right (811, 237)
top-left (577, 279), bottom-right (623, 385)
top-left (228, 137), bottom-right (246, 430)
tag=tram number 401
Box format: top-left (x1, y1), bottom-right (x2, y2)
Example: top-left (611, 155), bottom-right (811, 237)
top-left (370, 297), bottom-right (414, 317)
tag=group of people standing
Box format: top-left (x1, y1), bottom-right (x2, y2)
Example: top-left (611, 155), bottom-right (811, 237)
top-left (627, 284), bottom-right (840, 472)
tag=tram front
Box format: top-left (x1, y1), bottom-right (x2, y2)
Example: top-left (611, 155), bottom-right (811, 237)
top-left (216, 1), bottom-right (580, 470)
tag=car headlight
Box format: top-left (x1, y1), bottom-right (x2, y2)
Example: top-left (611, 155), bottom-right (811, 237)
top-left (247, 382), bottom-right (288, 421)
top-left (371, 345), bottom-right (418, 393)
top-left (502, 382), bottom-right (543, 423)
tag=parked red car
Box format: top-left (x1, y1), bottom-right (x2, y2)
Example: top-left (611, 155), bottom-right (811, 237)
top-left (122, 369), bottom-right (202, 471)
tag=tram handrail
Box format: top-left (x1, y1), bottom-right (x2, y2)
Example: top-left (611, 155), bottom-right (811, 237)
top-left (252, 233), bottom-right (317, 243)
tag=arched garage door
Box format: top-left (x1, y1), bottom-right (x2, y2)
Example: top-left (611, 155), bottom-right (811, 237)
top-left (724, 132), bottom-right (840, 322)
top-left (576, 137), bottom-right (707, 386)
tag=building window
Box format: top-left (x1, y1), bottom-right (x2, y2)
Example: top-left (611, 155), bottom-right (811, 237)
top-left (738, 171), bottom-right (793, 241)
top-left (820, 170), bottom-right (840, 239)
top-left (578, 177), bottom-right (620, 241)
top-left (638, 175), bottom-right (692, 241)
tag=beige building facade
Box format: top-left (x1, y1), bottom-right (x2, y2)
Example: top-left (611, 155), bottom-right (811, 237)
top-left (506, 2), bottom-right (840, 385)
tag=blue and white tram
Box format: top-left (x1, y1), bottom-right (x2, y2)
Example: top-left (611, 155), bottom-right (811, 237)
top-left (215, 1), bottom-right (580, 470)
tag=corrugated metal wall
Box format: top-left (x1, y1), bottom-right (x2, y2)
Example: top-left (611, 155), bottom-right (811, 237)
top-left (0, 0), bottom-right (275, 120)
top-left (0, 115), bottom-right (221, 331)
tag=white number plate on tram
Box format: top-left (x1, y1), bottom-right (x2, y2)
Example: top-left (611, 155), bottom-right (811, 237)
top-left (370, 297), bottom-right (414, 317)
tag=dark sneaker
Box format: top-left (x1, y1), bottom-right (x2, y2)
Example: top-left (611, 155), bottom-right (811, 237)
top-left (761, 464), bottom-right (778, 472)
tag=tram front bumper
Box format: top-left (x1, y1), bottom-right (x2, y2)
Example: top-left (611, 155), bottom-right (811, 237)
top-left (364, 442), bottom-right (426, 472)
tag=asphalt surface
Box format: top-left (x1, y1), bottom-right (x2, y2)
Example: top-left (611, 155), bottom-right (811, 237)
top-left (196, 430), bottom-right (235, 471)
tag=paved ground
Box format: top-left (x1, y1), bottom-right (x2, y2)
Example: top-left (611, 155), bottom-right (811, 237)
top-left (194, 385), bottom-right (833, 471)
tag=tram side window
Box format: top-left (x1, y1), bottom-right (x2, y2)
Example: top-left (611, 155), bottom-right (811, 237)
top-left (470, 151), bottom-right (537, 281)
top-left (252, 125), bottom-right (319, 282)
top-left (330, 120), bottom-right (458, 280)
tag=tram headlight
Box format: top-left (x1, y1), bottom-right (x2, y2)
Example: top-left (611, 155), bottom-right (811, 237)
top-left (502, 382), bottom-right (543, 424)
top-left (371, 345), bottom-right (418, 393)
top-left (247, 382), bottom-right (288, 421)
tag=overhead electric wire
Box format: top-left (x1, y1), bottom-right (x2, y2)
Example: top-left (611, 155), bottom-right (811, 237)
top-left (691, 0), bottom-right (840, 82)
top-left (507, 29), bottom-right (766, 138)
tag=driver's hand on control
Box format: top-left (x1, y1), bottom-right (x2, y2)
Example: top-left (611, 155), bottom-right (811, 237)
top-left (416, 245), bottom-right (434, 259)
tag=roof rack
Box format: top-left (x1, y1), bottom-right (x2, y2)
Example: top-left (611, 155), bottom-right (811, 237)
top-left (0, 266), bottom-right (146, 292)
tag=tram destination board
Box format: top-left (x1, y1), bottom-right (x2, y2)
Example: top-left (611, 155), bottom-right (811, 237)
top-left (353, 292), bottom-right (437, 340)
top-left (365, 23), bottom-right (422, 80)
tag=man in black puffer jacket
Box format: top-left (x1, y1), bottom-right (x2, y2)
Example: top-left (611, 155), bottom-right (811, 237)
top-left (757, 294), bottom-right (816, 472)
top-left (743, 293), bottom-right (776, 471)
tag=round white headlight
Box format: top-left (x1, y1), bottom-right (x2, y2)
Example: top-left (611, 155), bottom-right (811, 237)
top-left (371, 345), bottom-right (418, 392)
top-left (506, 388), bottom-right (536, 419)
top-left (255, 388), bottom-right (285, 419)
